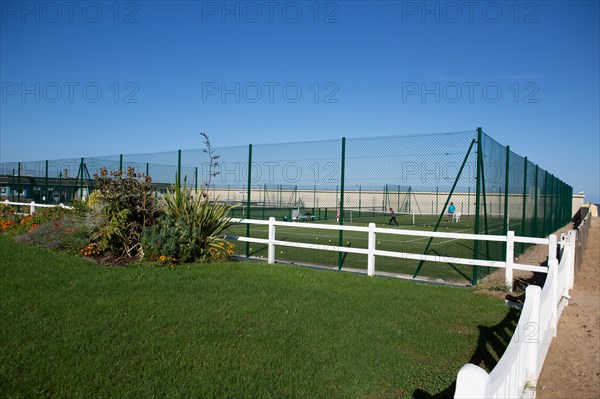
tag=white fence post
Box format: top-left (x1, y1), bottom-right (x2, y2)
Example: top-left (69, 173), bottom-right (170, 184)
top-left (548, 234), bottom-right (557, 267)
top-left (30, 201), bottom-right (35, 214)
top-left (549, 257), bottom-right (559, 338)
top-left (367, 223), bottom-right (376, 276)
top-left (525, 284), bottom-right (541, 380)
top-left (454, 363), bottom-right (490, 398)
top-left (567, 230), bottom-right (577, 290)
top-left (267, 217), bottom-right (276, 264)
top-left (506, 230), bottom-right (515, 290)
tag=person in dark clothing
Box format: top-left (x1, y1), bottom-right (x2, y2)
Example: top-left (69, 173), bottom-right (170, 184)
top-left (388, 207), bottom-right (398, 226)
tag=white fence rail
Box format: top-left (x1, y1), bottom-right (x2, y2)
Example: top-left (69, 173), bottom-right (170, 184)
top-left (454, 226), bottom-right (579, 398)
top-left (229, 216), bottom-right (576, 399)
top-left (2, 200), bottom-right (74, 214)
top-left (229, 217), bottom-right (554, 287)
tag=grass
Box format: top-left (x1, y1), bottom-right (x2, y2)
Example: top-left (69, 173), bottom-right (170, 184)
top-left (0, 235), bottom-right (515, 398)
top-left (225, 210), bottom-right (511, 284)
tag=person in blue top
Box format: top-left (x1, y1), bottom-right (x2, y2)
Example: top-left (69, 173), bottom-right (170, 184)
top-left (447, 202), bottom-right (456, 222)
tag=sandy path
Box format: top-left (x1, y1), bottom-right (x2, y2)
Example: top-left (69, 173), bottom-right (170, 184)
top-left (536, 218), bottom-right (600, 398)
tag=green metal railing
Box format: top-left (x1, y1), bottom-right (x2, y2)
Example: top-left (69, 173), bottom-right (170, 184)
top-left (0, 128), bottom-right (573, 285)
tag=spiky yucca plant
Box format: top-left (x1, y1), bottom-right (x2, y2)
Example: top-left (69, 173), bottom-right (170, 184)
top-left (147, 178), bottom-right (234, 262)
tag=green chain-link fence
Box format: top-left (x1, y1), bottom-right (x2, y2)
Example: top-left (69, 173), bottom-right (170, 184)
top-left (0, 128), bottom-right (573, 285)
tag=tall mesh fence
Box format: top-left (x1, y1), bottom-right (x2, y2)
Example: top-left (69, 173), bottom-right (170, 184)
top-left (0, 129), bottom-right (573, 285)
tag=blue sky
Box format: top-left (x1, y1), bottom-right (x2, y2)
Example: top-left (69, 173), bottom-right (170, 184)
top-left (1, 0), bottom-right (599, 202)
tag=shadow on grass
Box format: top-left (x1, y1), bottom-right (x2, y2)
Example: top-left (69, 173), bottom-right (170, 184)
top-left (412, 308), bottom-right (521, 399)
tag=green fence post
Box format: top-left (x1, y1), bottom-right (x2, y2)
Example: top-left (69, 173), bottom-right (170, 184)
top-left (549, 174), bottom-right (555, 233)
top-left (520, 157), bottom-right (528, 253)
top-left (177, 150), bottom-right (182, 187)
top-left (472, 128), bottom-right (483, 285)
top-left (552, 176), bottom-right (557, 231)
top-left (560, 181), bottom-right (565, 225)
top-left (557, 181), bottom-right (560, 227)
top-left (80, 157), bottom-right (85, 200)
top-left (246, 144), bottom-right (252, 258)
top-left (568, 185), bottom-right (573, 222)
top-left (44, 160), bottom-right (49, 204)
top-left (503, 146), bottom-right (510, 260)
top-left (542, 171), bottom-right (548, 236)
top-left (562, 181), bottom-right (567, 226)
top-left (194, 167), bottom-right (198, 190)
top-left (563, 182), bottom-right (567, 224)
top-left (479, 144), bottom-right (490, 258)
top-left (146, 162), bottom-right (149, 177)
top-left (548, 175), bottom-right (553, 233)
top-left (533, 165), bottom-right (539, 237)
top-left (567, 183), bottom-right (572, 224)
top-left (119, 154), bottom-right (123, 178)
top-left (565, 183), bottom-right (571, 223)
top-left (11, 169), bottom-right (15, 202)
top-left (556, 180), bottom-right (561, 226)
top-left (556, 180), bottom-right (560, 227)
top-left (337, 137), bottom-right (346, 270)
top-left (17, 162), bottom-right (21, 204)
top-left (565, 182), bottom-right (568, 224)
top-left (556, 179), bottom-right (561, 229)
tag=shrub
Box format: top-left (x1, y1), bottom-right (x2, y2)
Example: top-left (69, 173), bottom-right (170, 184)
top-left (88, 167), bottom-right (159, 262)
top-left (143, 179), bottom-right (235, 263)
top-left (16, 215), bottom-right (89, 254)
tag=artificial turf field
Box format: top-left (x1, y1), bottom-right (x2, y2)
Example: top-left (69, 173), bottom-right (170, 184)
top-left (225, 210), bottom-right (511, 284)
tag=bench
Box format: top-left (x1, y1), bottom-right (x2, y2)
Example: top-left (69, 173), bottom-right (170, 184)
top-left (292, 209), bottom-right (316, 222)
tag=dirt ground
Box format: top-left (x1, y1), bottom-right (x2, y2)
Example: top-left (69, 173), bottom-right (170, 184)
top-left (536, 218), bottom-right (600, 399)
top-left (475, 218), bottom-right (600, 398)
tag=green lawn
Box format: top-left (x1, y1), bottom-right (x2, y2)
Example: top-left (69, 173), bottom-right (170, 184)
top-left (0, 235), bottom-right (515, 398)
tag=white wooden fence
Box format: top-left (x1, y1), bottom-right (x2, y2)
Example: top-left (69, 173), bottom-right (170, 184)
top-left (454, 227), bottom-right (577, 398)
top-left (2, 203), bottom-right (576, 398)
top-left (2, 200), bottom-right (74, 214)
top-left (230, 217), bottom-right (553, 288)
top-left (230, 216), bottom-right (581, 398)
top-left (455, 213), bottom-right (591, 398)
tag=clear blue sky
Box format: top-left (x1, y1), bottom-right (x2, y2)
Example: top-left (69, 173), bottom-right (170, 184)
top-left (1, 0), bottom-right (599, 202)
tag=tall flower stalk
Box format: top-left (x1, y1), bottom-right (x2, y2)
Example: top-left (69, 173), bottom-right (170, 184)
top-left (200, 132), bottom-right (220, 199)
